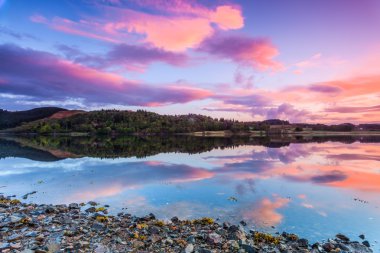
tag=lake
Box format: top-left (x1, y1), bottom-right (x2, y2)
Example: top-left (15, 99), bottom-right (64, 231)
top-left (0, 135), bottom-right (379, 250)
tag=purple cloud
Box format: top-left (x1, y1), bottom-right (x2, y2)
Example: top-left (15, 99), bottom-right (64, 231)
top-left (57, 43), bottom-right (188, 71)
top-left (308, 83), bottom-right (342, 93)
top-left (325, 104), bottom-right (380, 113)
top-left (310, 170), bottom-right (347, 183)
top-left (0, 43), bottom-right (211, 107)
top-left (266, 103), bottom-right (312, 122)
top-left (198, 34), bottom-right (283, 71)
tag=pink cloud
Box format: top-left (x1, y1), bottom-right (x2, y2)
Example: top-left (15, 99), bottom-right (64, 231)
top-left (30, 14), bottom-right (47, 23)
top-left (298, 194), bottom-right (307, 199)
top-left (301, 203), bottom-right (314, 209)
top-left (210, 5), bottom-right (244, 30)
top-left (31, 1), bottom-right (244, 52)
top-left (199, 35), bottom-right (283, 71)
top-left (243, 197), bottom-right (290, 227)
top-left (0, 43), bottom-right (212, 107)
top-left (293, 53), bottom-right (346, 74)
top-left (131, 0), bottom-right (243, 30)
top-left (206, 72), bottom-right (380, 123)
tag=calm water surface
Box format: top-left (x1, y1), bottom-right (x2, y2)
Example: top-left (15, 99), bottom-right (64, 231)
top-left (0, 136), bottom-right (379, 250)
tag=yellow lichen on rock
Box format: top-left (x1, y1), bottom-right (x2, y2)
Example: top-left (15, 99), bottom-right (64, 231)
top-left (253, 232), bottom-right (280, 245)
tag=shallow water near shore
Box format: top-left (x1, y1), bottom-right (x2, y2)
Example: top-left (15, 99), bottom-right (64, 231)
top-left (1, 136), bottom-right (379, 251)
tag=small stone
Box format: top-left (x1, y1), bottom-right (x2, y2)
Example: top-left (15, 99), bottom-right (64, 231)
top-left (25, 231), bottom-right (38, 237)
top-left (208, 233), bottom-right (222, 244)
top-left (7, 234), bottom-right (22, 242)
top-left (150, 234), bottom-right (161, 243)
top-left (94, 244), bottom-right (107, 253)
top-left (323, 242), bottom-right (335, 252)
top-left (92, 222), bottom-right (105, 231)
top-left (241, 244), bottom-right (256, 253)
top-left (0, 243), bottom-right (10, 250)
top-left (336, 233), bottom-right (350, 242)
top-left (148, 226), bottom-right (160, 234)
top-left (45, 206), bottom-right (56, 213)
top-left (20, 250), bottom-right (33, 253)
top-left (187, 235), bottom-right (195, 244)
top-left (85, 207), bottom-right (96, 213)
top-left (298, 238), bottom-right (309, 248)
top-left (359, 234), bottom-right (365, 240)
top-left (362, 240), bottom-right (370, 247)
top-left (171, 216), bottom-right (179, 223)
top-left (228, 240), bottom-right (240, 250)
top-left (9, 215), bottom-right (22, 223)
top-left (10, 243), bottom-right (22, 249)
top-left (223, 222), bottom-right (230, 229)
top-left (240, 220), bottom-right (247, 226)
top-left (185, 243), bottom-right (194, 253)
top-left (199, 249), bottom-right (212, 253)
top-left (337, 243), bottom-right (350, 251)
top-left (133, 241), bottom-right (145, 248)
top-left (69, 203), bottom-right (79, 209)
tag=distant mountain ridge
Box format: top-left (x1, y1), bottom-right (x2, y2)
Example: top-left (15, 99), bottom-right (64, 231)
top-left (0, 107), bottom-right (66, 130)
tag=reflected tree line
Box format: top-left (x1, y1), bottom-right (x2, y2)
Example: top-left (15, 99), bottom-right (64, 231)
top-left (1, 135), bottom-right (380, 161)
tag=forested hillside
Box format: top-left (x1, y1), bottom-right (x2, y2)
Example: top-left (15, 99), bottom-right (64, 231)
top-left (2, 107), bottom-right (379, 135)
top-left (5, 109), bottom-right (265, 134)
top-left (0, 107), bottom-right (66, 130)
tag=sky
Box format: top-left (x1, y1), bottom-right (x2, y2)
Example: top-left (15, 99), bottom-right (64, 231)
top-left (1, 0), bottom-right (380, 123)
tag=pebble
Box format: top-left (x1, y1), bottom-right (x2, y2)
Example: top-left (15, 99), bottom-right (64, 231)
top-left (0, 194), bottom-right (374, 253)
top-left (185, 243), bottom-right (194, 253)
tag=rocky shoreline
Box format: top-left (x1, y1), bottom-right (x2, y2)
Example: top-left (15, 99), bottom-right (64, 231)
top-left (0, 195), bottom-right (373, 253)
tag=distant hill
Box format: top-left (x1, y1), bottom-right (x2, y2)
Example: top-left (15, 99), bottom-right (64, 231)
top-left (1, 107), bottom-right (380, 134)
top-left (0, 107), bottom-right (67, 130)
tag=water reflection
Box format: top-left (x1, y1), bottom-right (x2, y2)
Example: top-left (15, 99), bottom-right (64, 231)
top-left (0, 135), bottom-right (379, 248)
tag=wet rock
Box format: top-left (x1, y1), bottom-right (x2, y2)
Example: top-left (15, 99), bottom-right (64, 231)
top-left (323, 242), bottom-right (336, 252)
top-left (88, 201), bottom-right (98, 206)
top-left (240, 220), bottom-right (247, 226)
top-left (185, 243), bottom-right (194, 253)
top-left (362, 241), bottom-right (370, 247)
top-left (227, 226), bottom-right (246, 241)
top-left (241, 243), bottom-right (256, 253)
top-left (348, 242), bottom-right (373, 253)
top-left (133, 240), bottom-right (145, 248)
top-left (298, 238), bottom-right (309, 248)
top-left (45, 206), bottom-right (56, 213)
top-left (338, 243), bottom-right (350, 251)
top-left (68, 203), bottom-right (79, 209)
top-left (85, 207), bottom-right (96, 213)
top-left (0, 243), bottom-right (10, 250)
top-left (359, 234), bottom-right (365, 240)
top-left (199, 249), bottom-right (212, 253)
top-left (9, 215), bottom-right (22, 223)
top-left (10, 242), bottom-right (22, 249)
top-left (25, 231), bottom-right (38, 237)
top-left (7, 233), bottom-right (22, 242)
top-left (92, 222), bottom-right (105, 231)
top-left (148, 226), bottom-right (161, 234)
top-left (336, 233), bottom-right (350, 242)
top-left (208, 233), bottom-right (222, 244)
top-left (171, 216), bottom-right (179, 223)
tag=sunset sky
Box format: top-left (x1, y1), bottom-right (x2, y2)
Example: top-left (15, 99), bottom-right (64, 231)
top-left (1, 0), bottom-right (380, 123)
